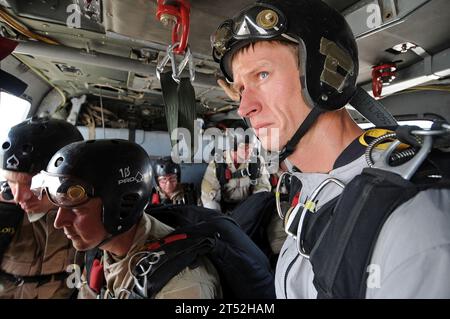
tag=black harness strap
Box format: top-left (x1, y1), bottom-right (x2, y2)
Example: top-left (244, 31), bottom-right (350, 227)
top-left (215, 162), bottom-right (227, 188)
top-left (134, 232), bottom-right (215, 298)
top-left (0, 269), bottom-right (68, 287)
top-left (308, 168), bottom-right (419, 298)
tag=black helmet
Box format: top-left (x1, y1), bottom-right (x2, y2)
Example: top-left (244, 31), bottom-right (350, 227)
top-left (41, 139), bottom-right (152, 235)
top-left (211, 0), bottom-right (358, 111)
top-left (154, 156), bottom-right (181, 182)
top-left (1, 117), bottom-right (83, 174)
top-left (211, 0), bottom-right (358, 160)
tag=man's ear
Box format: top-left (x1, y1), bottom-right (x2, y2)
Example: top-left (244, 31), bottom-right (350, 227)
top-left (217, 78), bottom-right (240, 102)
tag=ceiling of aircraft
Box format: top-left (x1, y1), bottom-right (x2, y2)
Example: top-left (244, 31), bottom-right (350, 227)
top-left (1, 0), bottom-right (449, 130)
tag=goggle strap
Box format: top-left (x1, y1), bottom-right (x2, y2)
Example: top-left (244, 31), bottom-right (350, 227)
top-left (280, 33), bottom-right (299, 44)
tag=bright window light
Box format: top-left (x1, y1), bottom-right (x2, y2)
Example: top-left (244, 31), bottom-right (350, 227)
top-left (0, 92), bottom-right (31, 140)
top-left (358, 120), bottom-right (434, 130)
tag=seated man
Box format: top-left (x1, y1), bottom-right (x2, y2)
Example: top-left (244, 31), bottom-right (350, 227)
top-left (151, 157), bottom-right (197, 206)
top-left (31, 139), bottom-right (221, 299)
top-left (201, 124), bottom-right (271, 214)
top-left (212, 0), bottom-right (450, 298)
top-left (0, 117), bottom-right (83, 299)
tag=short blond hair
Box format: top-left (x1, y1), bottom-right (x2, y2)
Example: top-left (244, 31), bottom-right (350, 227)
top-left (231, 40), bottom-right (300, 71)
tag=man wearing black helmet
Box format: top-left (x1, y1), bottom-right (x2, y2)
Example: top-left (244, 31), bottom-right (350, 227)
top-left (201, 122), bottom-right (271, 214)
top-left (31, 139), bottom-right (221, 299)
top-left (0, 117), bottom-right (83, 298)
top-left (151, 156), bottom-right (197, 206)
top-left (212, 0), bottom-right (450, 298)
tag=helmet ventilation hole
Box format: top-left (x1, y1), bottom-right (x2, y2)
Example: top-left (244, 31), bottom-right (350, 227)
top-left (54, 157), bottom-right (64, 167)
top-left (2, 142), bottom-right (10, 150)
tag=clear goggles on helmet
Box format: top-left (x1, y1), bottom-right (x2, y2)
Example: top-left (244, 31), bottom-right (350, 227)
top-left (211, 3), bottom-right (288, 61)
top-left (31, 171), bottom-right (94, 208)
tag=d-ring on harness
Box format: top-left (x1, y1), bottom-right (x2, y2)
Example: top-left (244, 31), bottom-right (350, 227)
top-left (293, 178), bottom-right (345, 259)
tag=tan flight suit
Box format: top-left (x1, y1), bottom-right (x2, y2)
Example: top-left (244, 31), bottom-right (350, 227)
top-left (201, 152), bottom-right (272, 213)
top-left (78, 213), bottom-right (222, 299)
top-left (0, 210), bottom-right (75, 299)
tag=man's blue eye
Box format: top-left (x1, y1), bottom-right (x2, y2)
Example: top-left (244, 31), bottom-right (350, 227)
top-left (259, 71), bottom-right (269, 79)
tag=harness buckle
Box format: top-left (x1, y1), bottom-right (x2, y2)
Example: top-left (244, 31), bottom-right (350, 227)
top-left (284, 178), bottom-right (345, 259)
top-left (14, 276), bottom-right (24, 287)
top-left (129, 250), bottom-right (166, 298)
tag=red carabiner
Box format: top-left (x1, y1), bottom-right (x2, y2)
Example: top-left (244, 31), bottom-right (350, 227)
top-left (372, 63), bottom-right (397, 98)
top-left (156, 0), bottom-right (190, 55)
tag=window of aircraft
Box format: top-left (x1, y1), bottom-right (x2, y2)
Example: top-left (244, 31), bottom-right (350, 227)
top-left (0, 92), bottom-right (31, 139)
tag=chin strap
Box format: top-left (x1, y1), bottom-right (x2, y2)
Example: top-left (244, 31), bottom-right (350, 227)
top-left (95, 234), bottom-right (114, 250)
top-left (279, 107), bottom-right (323, 162)
top-left (242, 106), bottom-right (322, 162)
top-left (243, 86), bottom-right (397, 162)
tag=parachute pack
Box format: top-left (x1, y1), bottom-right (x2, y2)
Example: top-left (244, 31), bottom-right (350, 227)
top-left (85, 205), bottom-right (275, 299)
top-left (296, 125), bottom-right (450, 298)
top-left (229, 192), bottom-right (277, 262)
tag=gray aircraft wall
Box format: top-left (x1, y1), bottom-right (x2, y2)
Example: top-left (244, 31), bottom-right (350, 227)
top-left (76, 127), bottom-right (210, 187)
